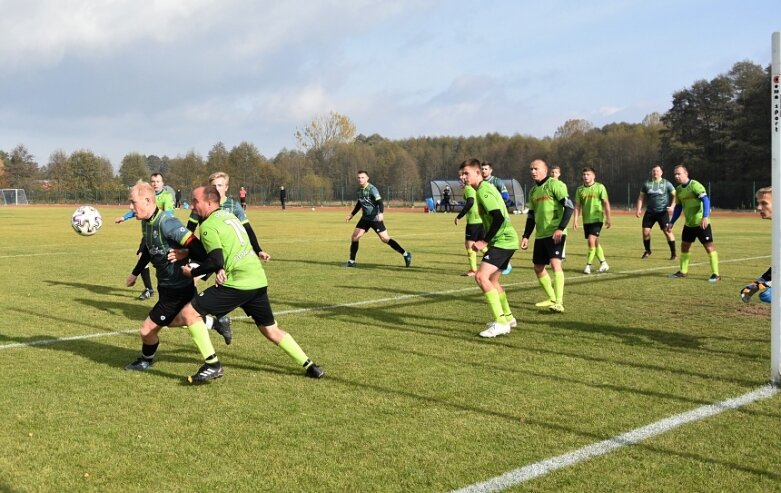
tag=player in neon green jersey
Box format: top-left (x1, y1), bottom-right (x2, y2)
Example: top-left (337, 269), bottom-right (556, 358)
top-left (573, 166), bottom-right (612, 274)
top-left (344, 170), bottom-right (412, 268)
top-left (123, 181), bottom-right (229, 380)
top-left (454, 178), bottom-right (484, 277)
top-left (459, 159), bottom-right (519, 338)
top-left (521, 159), bottom-right (574, 313)
top-left (187, 171), bottom-right (268, 261)
top-left (175, 185), bottom-right (324, 382)
top-left (665, 165), bottom-right (720, 282)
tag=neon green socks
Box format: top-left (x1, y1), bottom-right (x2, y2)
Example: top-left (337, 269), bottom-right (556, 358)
top-left (499, 291), bottom-right (513, 320)
top-left (553, 271), bottom-right (565, 304)
top-left (187, 321), bottom-right (218, 364)
top-left (484, 290), bottom-right (507, 324)
top-left (467, 249), bottom-right (477, 271)
top-left (538, 273), bottom-right (555, 301)
top-left (587, 248), bottom-right (596, 265)
top-left (278, 333), bottom-right (310, 367)
top-left (709, 251), bottom-right (719, 276)
top-left (680, 252), bottom-right (691, 273)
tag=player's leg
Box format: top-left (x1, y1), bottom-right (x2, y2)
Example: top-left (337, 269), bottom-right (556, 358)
top-left (245, 288), bottom-right (324, 378)
top-left (475, 252), bottom-right (511, 338)
top-left (125, 317), bottom-right (163, 370)
top-left (702, 230), bottom-right (719, 281)
top-left (671, 229), bottom-right (694, 278)
top-left (584, 229), bottom-right (597, 273)
top-left (532, 239), bottom-right (556, 307)
top-left (641, 212), bottom-right (654, 258)
top-left (346, 227), bottom-right (366, 266)
top-left (377, 227), bottom-right (412, 267)
top-left (659, 214), bottom-right (677, 260)
top-left (182, 287), bottom-right (227, 383)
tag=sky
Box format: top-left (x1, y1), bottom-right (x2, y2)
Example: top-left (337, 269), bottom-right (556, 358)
top-left (0, 0), bottom-right (778, 168)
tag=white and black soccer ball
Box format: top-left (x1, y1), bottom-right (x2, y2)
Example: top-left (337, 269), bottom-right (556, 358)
top-left (71, 205), bottom-right (103, 236)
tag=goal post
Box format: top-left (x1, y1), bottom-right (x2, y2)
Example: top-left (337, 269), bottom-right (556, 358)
top-left (771, 31), bottom-right (780, 385)
top-left (0, 189), bottom-right (29, 206)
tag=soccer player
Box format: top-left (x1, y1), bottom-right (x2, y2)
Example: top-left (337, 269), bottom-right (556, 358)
top-left (344, 170), bottom-right (412, 268)
top-left (115, 172), bottom-right (175, 300)
top-left (458, 159), bottom-right (519, 338)
top-left (665, 165), bottom-right (720, 282)
top-left (480, 161), bottom-right (510, 203)
top-left (636, 164), bottom-right (677, 260)
top-left (573, 166), bottom-right (611, 274)
top-left (175, 185), bottom-right (324, 382)
top-left (741, 187), bottom-right (772, 303)
top-left (123, 181), bottom-right (231, 379)
top-left (521, 159), bottom-right (574, 313)
top-left (454, 177), bottom-right (484, 277)
top-left (550, 165), bottom-right (566, 261)
top-left (187, 171), bottom-right (268, 262)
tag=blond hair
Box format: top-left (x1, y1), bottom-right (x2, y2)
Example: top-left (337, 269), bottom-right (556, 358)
top-left (209, 171), bottom-right (229, 185)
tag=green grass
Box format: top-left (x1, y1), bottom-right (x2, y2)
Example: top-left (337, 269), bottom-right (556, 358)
top-left (0, 205), bottom-right (779, 492)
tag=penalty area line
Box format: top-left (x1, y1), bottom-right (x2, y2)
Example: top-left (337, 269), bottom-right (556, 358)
top-left (452, 384), bottom-right (778, 493)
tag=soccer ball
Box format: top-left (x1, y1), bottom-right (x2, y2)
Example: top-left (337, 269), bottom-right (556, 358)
top-left (71, 206), bottom-right (103, 236)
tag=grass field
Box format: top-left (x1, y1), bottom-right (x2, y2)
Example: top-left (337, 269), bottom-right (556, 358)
top-left (1, 205), bottom-right (779, 492)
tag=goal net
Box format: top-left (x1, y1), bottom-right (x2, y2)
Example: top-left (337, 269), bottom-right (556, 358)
top-left (0, 189), bottom-right (29, 205)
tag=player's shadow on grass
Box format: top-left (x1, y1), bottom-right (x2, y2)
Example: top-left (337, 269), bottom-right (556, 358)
top-left (0, 333), bottom-right (184, 382)
top-left (44, 279), bottom-right (133, 298)
top-left (74, 297), bottom-right (150, 320)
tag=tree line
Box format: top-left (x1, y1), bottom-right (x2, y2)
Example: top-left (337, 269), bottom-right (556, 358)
top-left (0, 60), bottom-right (771, 208)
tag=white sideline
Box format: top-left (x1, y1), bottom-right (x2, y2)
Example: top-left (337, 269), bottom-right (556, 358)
top-left (451, 385), bottom-right (778, 493)
top-left (0, 254), bottom-right (770, 351)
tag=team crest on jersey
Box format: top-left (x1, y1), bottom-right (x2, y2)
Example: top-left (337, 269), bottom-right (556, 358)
top-left (152, 230), bottom-right (159, 238)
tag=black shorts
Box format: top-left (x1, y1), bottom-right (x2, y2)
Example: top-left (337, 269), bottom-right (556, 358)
top-left (356, 217), bottom-right (387, 234)
top-left (582, 222), bottom-right (603, 239)
top-left (481, 246), bottom-right (515, 270)
top-left (532, 236), bottom-right (566, 265)
top-left (149, 284), bottom-right (197, 327)
top-left (192, 285), bottom-right (275, 327)
top-left (642, 210), bottom-right (670, 230)
top-left (465, 223), bottom-right (484, 242)
top-left (681, 224), bottom-right (715, 245)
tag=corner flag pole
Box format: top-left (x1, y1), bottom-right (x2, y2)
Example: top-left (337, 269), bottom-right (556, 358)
top-left (771, 31), bottom-right (780, 386)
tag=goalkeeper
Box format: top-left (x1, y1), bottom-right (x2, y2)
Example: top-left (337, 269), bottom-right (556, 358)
top-left (741, 187), bottom-right (772, 303)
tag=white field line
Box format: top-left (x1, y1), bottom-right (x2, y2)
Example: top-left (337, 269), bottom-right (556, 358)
top-left (0, 255), bottom-right (770, 351)
top-left (452, 384), bottom-right (779, 493)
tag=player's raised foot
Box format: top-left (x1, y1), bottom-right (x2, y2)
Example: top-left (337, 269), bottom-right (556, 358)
top-left (213, 315), bottom-right (233, 345)
top-left (479, 321), bottom-right (511, 338)
top-left (548, 303), bottom-right (565, 313)
top-left (583, 264), bottom-right (592, 274)
top-left (305, 362), bottom-right (325, 379)
top-left (597, 261), bottom-right (609, 273)
top-left (188, 362), bottom-right (224, 384)
top-left (708, 274), bottom-right (721, 283)
top-left (641, 251), bottom-right (651, 259)
top-left (669, 254), bottom-right (677, 261)
top-left (125, 357), bottom-right (153, 371)
top-left (404, 252), bottom-right (413, 268)
top-left (137, 288), bottom-right (154, 300)
top-left (501, 263), bottom-right (512, 275)
top-left (461, 270), bottom-right (477, 277)
top-left (343, 260), bottom-right (356, 268)
top-left (535, 299), bottom-right (555, 308)
top-left (669, 271), bottom-right (687, 278)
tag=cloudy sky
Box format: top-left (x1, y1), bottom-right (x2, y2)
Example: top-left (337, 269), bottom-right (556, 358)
top-left (0, 0), bottom-right (777, 167)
